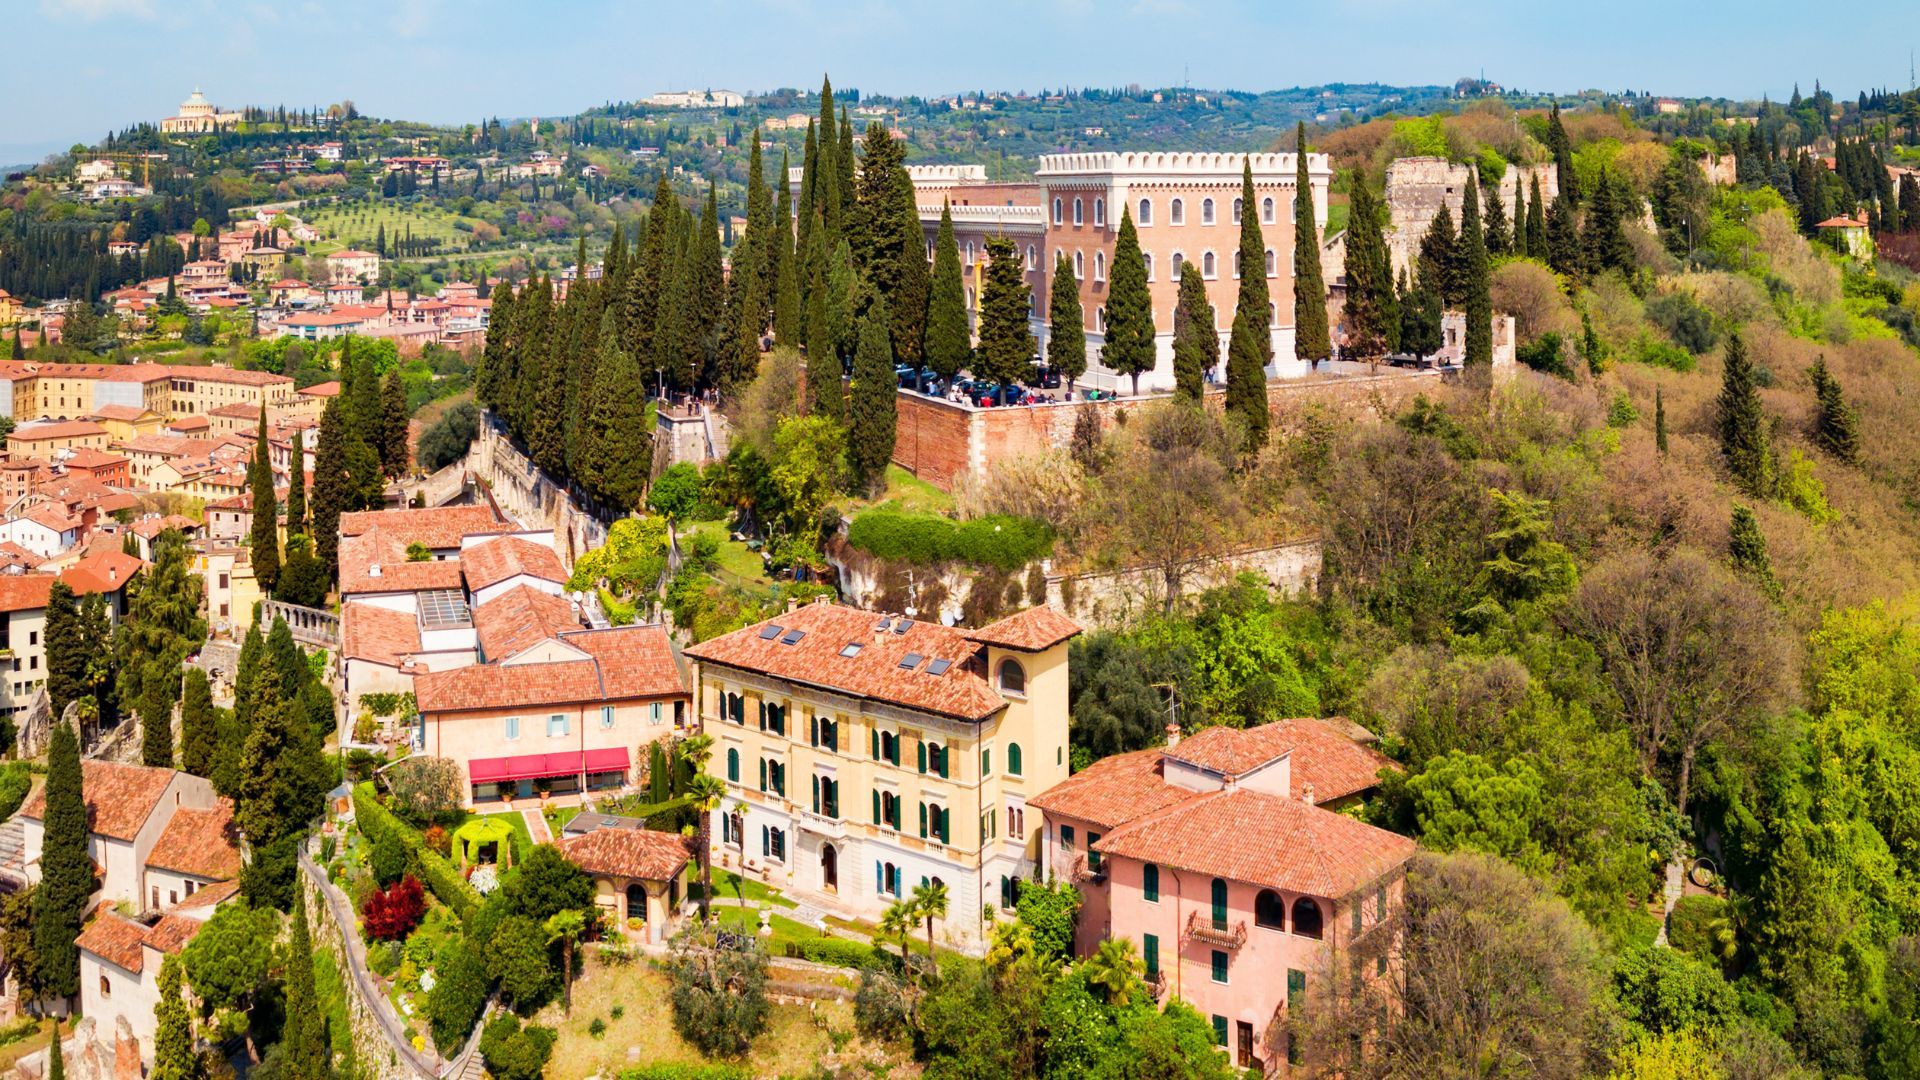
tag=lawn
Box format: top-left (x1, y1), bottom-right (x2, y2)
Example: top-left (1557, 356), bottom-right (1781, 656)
top-left (873, 465), bottom-right (956, 515)
top-left (540, 956), bottom-right (886, 1080)
top-left (713, 907), bottom-right (822, 954)
top-left (682, 519), bottom-right (772, 591)
top-left (0, 1019), bottom-right (54, 1072)
top-left (687, 867), bottom-right (798, 910)
top-left (302, 201), bottom-right (486, 257)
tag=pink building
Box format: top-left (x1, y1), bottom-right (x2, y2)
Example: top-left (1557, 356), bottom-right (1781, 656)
top-left (1029, 719), bottom-right (1414, 1074)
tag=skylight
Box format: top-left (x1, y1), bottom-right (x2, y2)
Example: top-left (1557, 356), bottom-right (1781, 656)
top-left (899, 652), bottom-right (923, 670)
top-left (780, 628), bottom-right (806, 646)
top-left (894, 619), bottom-right (915, 635)
top-left (839, 642), bottom-right (863, 658)
top-left (759, 624), bottom-right (784, 640)
top-left (926, 658), bottom-right (952, 676)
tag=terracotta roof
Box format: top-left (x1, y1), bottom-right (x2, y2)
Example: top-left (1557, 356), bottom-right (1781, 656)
top-left (963, 605), bottom-right (1082, 652)
top-left (473, 584), bottom-right (578, 659)
top-left (210, 403), bottom-right (264, 419)
top-left (166, 416), bottom-right (211, 433)
top-left (1094, 787), bottom-right (1417, 899)
top-left (60, 549), bottom-right (145, 596)
top-left (338, 505), bottom-right (506, 550)
top-left (77, 911), bottom-right (205, 975)
top-left (10, 421), bottom-right (107, 442)
top-left (418, 624), bottom-right (682, 712)
top-left (0, 575), bottom-right (53, 613)
top-left (164, 365), bottom-right (292, 387)
top-left (1026, 748), bottom-right (1193, 829)
top-left (685, 602), bottom-right (1008, 721)
top-left (337, 524), bottom-right (466, 594)
top-left (172, 878), bottom-right (239, 911)
top-left (340, 603), bottom-right (423, 667)
top-left (554, 826), bottom-right (691, 882)
top-left (1280, 717), bottom-right (1398, 804)
top-left (87, 405), bottom-right (151, 423)
top-left (144, 913), bottom-right (203, 953)
top-left (1816, 215), bottom-right (1867, 228)
top-left (0, 542), bottom-right (39, 570)
top-left (61, 449), bottom-right (127, 469)
top-left (299, 381), bottom-right (341, 397)
top-left (22, 503), bottom-right (79, 533)
top-left (461, 536), bottom-right (567, 593)
top-left (146, 800), bottom-right (241, 880)
top-left (330, 249), bottom-right (380, 259)
top-left (19, 761), bottom-right (175, 840)
top-left (1164, 724), bottom-right (1300, 778)
top-left (131, 514), bottom-right (197, 539)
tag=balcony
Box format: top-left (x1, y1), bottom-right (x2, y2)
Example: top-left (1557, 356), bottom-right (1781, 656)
top-left (1184, 909), bottom-right (1248, 950)
top-left (1070, 854), bottom-right (1107, 884)
top-left (796, 808), bottom-right (847, 839)
top-left (1146, 969), bottom-right (1168, 1001)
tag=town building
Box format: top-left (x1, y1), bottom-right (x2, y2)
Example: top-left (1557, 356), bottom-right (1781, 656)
top-left (326, 250), bottom-right (383, 285)
top-left (552, 819), bottom-right (691, 944)
top-left (646, 89), bottom-right (746, 108)
top-left (685, 601), bottom-right (1080, 951)
top-left (160, 89), bottom-right (243, 134)
top-left (1028, 720), bottom-right (1415, 1072)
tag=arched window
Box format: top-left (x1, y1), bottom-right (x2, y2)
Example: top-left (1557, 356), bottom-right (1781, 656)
top-left (1233, 251), bottom-right (1241, 279)
top-left (726, 747), bottom-right (739, 782)
top-left (1262, 196), bottom-right (1276, 224)
top-left (965, 241), bottom-right (974, 265)
top-left (1026, 244), bottom-right (1036, 270)
top-left (1008, 742), bottom-right (1024, 776)
top-left (1170, 251), bottom-right (1185, 277)
top-left (999, 658), bottom-right (1027, 695)
top-left (967, 286), bottom-right (975, 309)
top-left (1232, 197), bottom-right (1243, 224)
top-left (1094, 198), bottom-right (1106, 226)
top-left (1095, 306), bottom-right (1106, 333)
top-left (1052, 197), bottom-right (1063, 225)
top-left (1073, 197), bottom-right (1084, 226)
top-left (1201, 198), bottom-right (1215, 225)
top-left (1210, 877), bottom-right (1229, 926)
top-left (1142, 253), bottom-right (1154, 282)
top-left (1170, 198), bottom-right (1185, 225)
top-left (1265, 249), bottom-right (1277, 277)
top-left (1073, 250), bottom-right (1084, 280)
top-left (1292, 897), bottom-right (1323, 939)
top-left (1269, 301), bottom-right (1278, 329)
top-left (99, 975), bottom-right (111, 998)
top-left (1202, 251), bottom-right (1217, 279)
top-left (1255, 889), bottom-right (1286, 929)
top-left (1138, 198), bottom-right (1153, 225)
top-left (1094, 251), bottom-right (1105, 282)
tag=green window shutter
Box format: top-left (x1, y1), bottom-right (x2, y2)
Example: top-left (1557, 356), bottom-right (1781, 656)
top-left (1009, 743), bottom-right (1022, 776)
top-left (1211, 1016), bottom-right (1228, 1047)
top-left (757, 700), bottom-right (765, 730)
top-left (1088, 833), bottom-right (1102, 869)
top-left (918, 741), bottom-right (927, 774)
top-left (872, 729), bottom-right (879, 759)
top-left (811, 775), bottom-right (819, 814)
top-left (872, 790), bottom-right (881, 824)
top-left (1143, 934), bottom-right (1158, 978)
top-left (758, 758), bottom-right (766, 792)
top-left (726, 748), bottom-right (738, 783)
top-left (1143, 863), bottom-right (1159, 902)
top-left (1210, 878), bottom-right (1227, 924)
top-left (919, 802), bottom-right (927, 838)
top-left (1211, 950), bottom-right (1228, 984)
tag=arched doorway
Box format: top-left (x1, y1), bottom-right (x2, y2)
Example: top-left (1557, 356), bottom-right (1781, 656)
top-left (820, 844), bottom-right (839, 893)
top-left (625, 883), bottom-right (647, 928)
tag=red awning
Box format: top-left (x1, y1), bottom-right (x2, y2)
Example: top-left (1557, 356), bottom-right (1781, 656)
top-left (468, 747), bottom-right (631, 785)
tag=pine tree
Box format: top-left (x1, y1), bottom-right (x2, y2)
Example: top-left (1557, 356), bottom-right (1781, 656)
top-left (1103, 207), bottom-right (1155, 397)
top-left (179, 667), bottom-right (216, 779)
top-left (974, 236), bottom-right (1033, 391)
top-left (1417, 202), bottom-right (1462, 305)
top-left (1717, 331), bottom-right (1772, 496)
top-left (1343, 165), bottom-right (1399, 364)
top-left (924, 201), bottom-right (970, 383)
top-left (151, 956), bottom-right (198, 1080)
top-left (847, 296), bottom-right (897, 493)
top-left (285, 429), bottom-right (306, 535)
top-left (1046, 252), bottom-right (1087, 396)
top-left (1808, 355), bottom-right (1860, 463)
top-left (249, 409), bottom-right (280, 596)
top-left (1482, 174), bottom-right (1510, 256)
top-left (1292, 127), bottom-right (1332, 370)
top-left (1728, 505), bottom-right (1781, 600)
top-left (1526, 174), bottom-right (1549, 256)
top-left (1460, 172), bottom-right (1493, 371)
top-left (380, 371), bottom-right (409, 477)
top-left (311, 396), bottom-right (348, 579)
top-left (282, 890), bottom-right (327, 1080)
top-left (1171, 261), bottom-right (1217, 402)
top-left (1655, 386), bottom-right (1669, 455)
top-left (35, 721), bottom-right (87, 1000)
top-left (1548, 103), bottom-right (1579, 206)
top-left (42, 581), bottom-right (85, 723)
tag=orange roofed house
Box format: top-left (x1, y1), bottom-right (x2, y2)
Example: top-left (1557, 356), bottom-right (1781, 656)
top-left (1028, 720), bottom-right (1415, 1073)
top-left (685, 600), bottom-right (1081, 952)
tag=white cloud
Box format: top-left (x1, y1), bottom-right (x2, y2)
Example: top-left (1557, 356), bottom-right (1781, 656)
top-left (40, 0), bottom-right (156, 19)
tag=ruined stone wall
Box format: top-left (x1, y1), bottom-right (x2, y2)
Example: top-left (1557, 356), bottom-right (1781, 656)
top-left (466, 419), bottom-right (604, 567)
top-left (1384, 156), bottom-right (1560, 281)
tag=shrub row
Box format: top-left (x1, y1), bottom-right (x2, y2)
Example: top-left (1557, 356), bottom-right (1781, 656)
top-left (846, 511), bottom-right (1053, 572)
top-left (796, 937), bottom-right (874, 969)
top-left (619, 1066), bottom-right (751, 1080)
top-left (352, 781), bottom-right (480, 921)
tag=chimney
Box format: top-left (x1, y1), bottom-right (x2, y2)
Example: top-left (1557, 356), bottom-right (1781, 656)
top-left (368, 563), bottom-right (382, 578)
top-left (1302, 783), bottom-right (1316, 807)
top-left (786, 596), bottom-right (800, 614)
top-left (1165, 722), bottom-right (1181, 749)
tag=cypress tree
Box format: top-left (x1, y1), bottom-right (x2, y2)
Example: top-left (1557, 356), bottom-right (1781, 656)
top-left (847, 295), bottom-right (897, 493)
top-left (579, 315), bottom-right (651, 512)
top-left (311, 396), bottom-right (348, 579)
top-left (283, 890), bottom-right (327, 1080)
top-left (1809, 355), bottom-right (1860, 463)
top-left (804, 248), bottom-right (845, 423)
top-left (42, 581), bottom-right (85, 723)
top-left (772, 152), bottom-right (801, 344)
top-left (139, 659), bottom-right (175, 768)
top-left (1728, 505), bottom-right (1780, 600)
top-left (1655, 386), bottom-right (1668, 455)
top-left (1171, 261), bottom-right (1217, 402)
top-left (1512, 181), bottom-right (1529, 258)
top-left (530, 281), bottom-right (570, 471)
top-left (796, 123), bottom-right (818, 300)
top-left (1417, 202), bottom-right (1462, 305)
top-left (1717, 331), bottom-right (1772, 496)
top-left (1343, 165), bottom-right (1398, 364)
top-left (285, 429), bottom-right (306, 535)
top-left (1292, 127), bottom-right (1332, 370)
top-left (179, 667), bottom-right (216, 779)
top-left (1398, 267), bottom-right (1444, 362)
top-left (249, 409), bottom-right (280, 596)
top-left (380, 371), bottom-right (409, 477)
top-left (1047, 252), bottom-right (1087, 396)
top-left (1226, 162), bottom-right (1274, 447)
top-left (152, 956), bottom-right (198, 1080)
top-left (1547, 103), bottom-right (1579, 206)
top-left (836, 108), bottom-right (856, 226)
top-left (35, 721), bottom-right (87, 1000)
top-left (1102, 206), bottom-right (1156, 397)
top-left (1526, 174), bottom-right (1549, 256)
top-left (825, 236), bottom-right (856, 361)
top-left (9, 332), bottom-right (21, 360)
top-left (235, 675), bottom-right (327, 908)
top-left (47, 1021), bottom-right (63, 1080)
top-left (1545, 193), bottom-right (1581, 278)
top-left (974, 236), bottom-right (1033, 391)
top-left (1460, 172), bottom-right (1493, 371)
top-left (348, 342), bottom-right (380, 433)
top-left (924, 201), bottom-right (971, 383)
top-left (1482, 174), bottom-right (1510, 256)
top-left (1581, 169), bottom-right (1632, 277)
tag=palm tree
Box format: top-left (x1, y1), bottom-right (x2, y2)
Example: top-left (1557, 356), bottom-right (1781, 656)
top-left (682, 772), bottom-right (727, 923)
top-left (910, 879), bottom-right (949, 962)
top-left (1083, 936), bottom-right (1142, 1006)
top-left (879, 899), bottom-right (918, 962)
top-left (544, 908), bottom-right (587, 1015)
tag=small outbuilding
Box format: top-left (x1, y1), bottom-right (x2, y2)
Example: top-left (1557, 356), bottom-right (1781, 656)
top-left (552, 825), bottom-right (691, 944)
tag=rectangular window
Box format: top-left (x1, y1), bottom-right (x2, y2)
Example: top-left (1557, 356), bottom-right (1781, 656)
top-left (982, 747), bottom-right (991, 775)
top-left (650, 702), bottom-right (662, 724)
top-left (1352, 901), bottom-right (1364, 936)
top-left (504, 715), bottom-right (520, 740)
top-left (1143, 933), bottom-right (1159, 978)
top-left (1211, 950), bottom-right (1229, 984)
top-left (1211, 1015), bottom-right (1228, 1047)
top-left (547, 713), bottom-right (568, 738)
top-left (1087, 832), bottom-right (1102, 870)
top-left (1143, 863), bottom-right (1159, 902)
top-left (1060, 825), bottom-right (1075, 851)
top-left (600, 705), bottom-right (615, 729)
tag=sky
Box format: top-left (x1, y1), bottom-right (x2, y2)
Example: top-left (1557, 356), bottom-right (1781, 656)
top-left (6, 0), bottom-right (1918, 160)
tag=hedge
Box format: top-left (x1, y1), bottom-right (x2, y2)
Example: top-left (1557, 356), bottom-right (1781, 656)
top-left (619, 1066), bottom-right (750, 1080)
top-left (798, 937), bottom-right (874, 969)
top-left (352, 781), bottom-right (480, 921)
top-left (0, 763), bottom-right (32, 820)
top-left (846, 511), bottom-right (1053, 572)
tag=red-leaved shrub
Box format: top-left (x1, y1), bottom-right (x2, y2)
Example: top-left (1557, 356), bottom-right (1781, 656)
top-left (362, 875), bottom-right (426, 941)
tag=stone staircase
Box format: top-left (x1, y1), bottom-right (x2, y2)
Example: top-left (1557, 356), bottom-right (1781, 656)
top-left (0, 818), bottom-right (27, 884)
